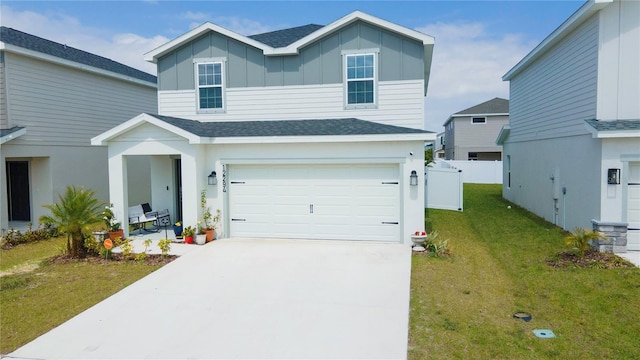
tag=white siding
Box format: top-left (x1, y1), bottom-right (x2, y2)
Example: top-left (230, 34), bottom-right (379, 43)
top-left (508, 14), bottom-right (599, 142)
top-left (158, 80), bottom-right (425, 130)
top-left (4, 53), bottom-right (157, 146)
top-left (0, 54), bottom-right (7, 129)
top-left (597, 0), bottom-right (640, 120)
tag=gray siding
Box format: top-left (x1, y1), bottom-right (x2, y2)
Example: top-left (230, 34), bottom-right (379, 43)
top-left (446, 115), bottom-right (508, 160)
top-left (157, 21), bottom-right (424, 91)
top-left (0, 51), bottom-right (7, 129)
top-left (508, 14), bottom-right (599, 142)
top-left (4, 53), bottom-right (157, 146)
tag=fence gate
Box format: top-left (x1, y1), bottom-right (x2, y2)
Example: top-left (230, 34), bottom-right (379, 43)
top-left (425, 167), bottom-right (463, 211)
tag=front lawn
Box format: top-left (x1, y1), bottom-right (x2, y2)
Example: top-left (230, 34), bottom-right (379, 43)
top-left (0, 236), bottom-right (164, 354)
top-left (409, 184), bottom-right (640, 359)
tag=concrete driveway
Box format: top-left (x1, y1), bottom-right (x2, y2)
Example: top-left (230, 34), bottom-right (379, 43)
top-left (8, 238), bottom-right (412, 359)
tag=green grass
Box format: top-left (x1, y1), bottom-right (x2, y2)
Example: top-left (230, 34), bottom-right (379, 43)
top-left (409, 184), bottom-right (640, 359)
top-left (0, 237), bottom-right (163, 354)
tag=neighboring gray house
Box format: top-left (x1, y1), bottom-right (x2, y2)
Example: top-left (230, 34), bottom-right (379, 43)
top-left (92, 11), bottom-right (436, 244)
top-left (498, 0), bottom-right (639, 252)
top-left (443, 97), bottom-right (509, 160)
top-left (0, 27), bottom-right (158, 230)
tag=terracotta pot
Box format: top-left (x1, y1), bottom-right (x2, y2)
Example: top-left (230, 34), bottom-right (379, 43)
top-left (184, 236), bottom-right (194, 244)
top-left (205, 229), bottom-right (215, 242)
top-left (109, 229), bottom-right (124, 241)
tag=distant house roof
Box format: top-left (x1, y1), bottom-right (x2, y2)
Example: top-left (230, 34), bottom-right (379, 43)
top-left (584, 119), bottom-right (640, 138)
top-left (0, 26), bottom-right (157, 85)
top-left (248, 24), bottom-right (324, 48)
top-left (443, 98), bottom-right (509, 126)
top-left (92, 113), bottom-right (435, 145)
top-left (150, 114), bottom-right (431, 137)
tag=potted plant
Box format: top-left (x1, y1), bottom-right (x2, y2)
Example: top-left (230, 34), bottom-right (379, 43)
top-left (183, 226), bottom-right (195, 244)
top-left (200, 190), bottom-right (215, 242)
top-left (103, 205), bottom-right (123, 241)
top-left (196, 221), bottom-right (207, 245)
top-left (173, 221), bottom-right (183, 238)
top-left (411, 231), bottom-right (427, 252)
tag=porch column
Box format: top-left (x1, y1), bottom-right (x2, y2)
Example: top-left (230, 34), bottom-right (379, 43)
top-left (180, 149), bottom-right (202, 230)
top-left (108, 152), bottom-right (129, 238)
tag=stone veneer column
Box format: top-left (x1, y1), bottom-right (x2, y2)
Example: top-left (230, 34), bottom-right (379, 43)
top-left (591, 219), bottom-right (628, 253)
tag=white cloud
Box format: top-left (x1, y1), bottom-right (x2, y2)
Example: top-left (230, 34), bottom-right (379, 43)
top-left (0, 5), bottom-right (167, 75)
top-left (417, 22), bottom-right (535, 131)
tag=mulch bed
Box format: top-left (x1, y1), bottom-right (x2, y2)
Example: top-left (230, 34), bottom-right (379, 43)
top-left (48, 253), bottom-right (177, 266)
top-left (547, 249), bottom-right (635, 269)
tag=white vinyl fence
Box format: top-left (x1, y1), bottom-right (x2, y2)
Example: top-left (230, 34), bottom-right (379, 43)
top-left (432, 160), bottom-right (503, 184)
top-left (425, 167), bottom-right (463, 211)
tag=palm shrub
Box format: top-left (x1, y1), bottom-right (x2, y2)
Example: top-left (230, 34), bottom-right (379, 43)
top-left (564, 227), bottom-right (608, 258)
top-left (39, 186), bottom-right (106, 258)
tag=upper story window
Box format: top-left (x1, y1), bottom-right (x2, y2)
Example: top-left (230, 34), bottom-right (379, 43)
top-left (472, 117), bottom-right (486, 124)
top-left (195, 60), bottom-right (225, 112)
top-left (344, 51), bottom-right (377, 108)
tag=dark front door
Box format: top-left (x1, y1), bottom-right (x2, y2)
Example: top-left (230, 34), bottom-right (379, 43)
top-left (6, 161), bottom-right (31, 221)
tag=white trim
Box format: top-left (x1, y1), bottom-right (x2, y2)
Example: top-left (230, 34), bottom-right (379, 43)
top-left (344, 52), bottom-right (378, 109)
top-left (503, 0), bottom-right (612, 80)
top-left (0, 128), bottom-right (27, 144)
top-left (206, 133), bottom-right (435, 145)
top-left (0, 42), bottom-right (157, 88)
top-left (451, 113), bottom-right (509, 118)
top-left (471, 117), bottom-right (487, 124)
top-left (220, 157), bottom-right (405, 165)
top-left (194, 60), bottom-right (226, 113)
top-left (496, 125), bottom-right (511, 145)
top-left (584, 123), bottom-right (640, 138)
top-left (91, 113), bottom-right (199, 145)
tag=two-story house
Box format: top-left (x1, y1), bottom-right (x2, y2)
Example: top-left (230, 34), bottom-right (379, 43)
top-left (0, 27), bottom-right (158, 231)
top-left (92, 11), bottom-right (436, 244)
top-left (443, 97), bottom-right (509, 161)
top-left (498, 0), bottom-right (639, 252)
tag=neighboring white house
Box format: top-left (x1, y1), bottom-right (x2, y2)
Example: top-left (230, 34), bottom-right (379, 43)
top-left (92, 11), bottom-right (436, 244)
top-left (498, 0), bottom-right (640, 252)
top-left (443, 97), bottom-right (509, 161)
top-left (0, 27), bottom-right (158, 231)
top-left (434, 132), bottom-right (445, 159)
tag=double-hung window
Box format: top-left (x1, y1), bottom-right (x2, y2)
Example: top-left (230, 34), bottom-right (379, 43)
top-left (345, 52), bottom-right (376, 108)
top-left (196, 61), bottom-right (224, 112)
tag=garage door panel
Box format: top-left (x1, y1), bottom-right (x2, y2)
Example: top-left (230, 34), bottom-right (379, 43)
top-left (628, 163), bottom-right (640, 251)
top-left (229, 164), bottom-right (400, 242)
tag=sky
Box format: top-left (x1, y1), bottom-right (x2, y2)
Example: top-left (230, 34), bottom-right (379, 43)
top-left (0, 0), bottom-right (585, 132)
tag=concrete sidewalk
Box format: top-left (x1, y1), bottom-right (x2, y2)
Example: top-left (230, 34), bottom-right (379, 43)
top-left (8, 238), bottom-right (412, 359)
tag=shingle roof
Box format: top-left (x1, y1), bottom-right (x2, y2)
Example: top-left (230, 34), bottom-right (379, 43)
top-left (0, 127), bottom-right (25, 138)
top-left (585, 119), bottom-right (640, 131)
top-left (148, 114), bottom-right (431, 137)
top-left (248, 24), bottom-right (324, 48)
top-left (455, 97), bottom-right (509, 115)
top-left (0, 26), bottom-right (157, 84)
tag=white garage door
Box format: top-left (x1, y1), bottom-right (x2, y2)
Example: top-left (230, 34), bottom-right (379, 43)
top-left (627, 163), bottom-right (640, 251)
top-left (228, 164), bottom-right (400, 242)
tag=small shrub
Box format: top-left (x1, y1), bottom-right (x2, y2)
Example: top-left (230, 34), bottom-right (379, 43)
top-left (0, 224), bottom-right (59, 249)
top-left (158, 238), bottom-right (171, 257)
top-left (425, 231), bottom-right (451, 257)
top-left (565, 227), bottom-right (607, 258)
top-left (120, 238), bottom-right (133, 260)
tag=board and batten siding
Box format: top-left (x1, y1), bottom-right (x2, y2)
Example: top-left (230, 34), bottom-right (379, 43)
top-left (157, 21), bottom-right (424, 91)
top-left (158, 79), bottom-right (425, 129)
top-left (3, 53), bottom-right (157, 146)
top-left (508, 14), bottom-right (599, 143)
top-left (0, 52), bottom-right (8, 129)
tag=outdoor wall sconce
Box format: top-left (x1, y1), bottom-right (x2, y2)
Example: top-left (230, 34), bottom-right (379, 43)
top-left (410, 170), bottom-right (419, 186)
top-left (607, 168), bottom-right (620, 185)
top-left (208, 171), bottom-right (217, 185)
